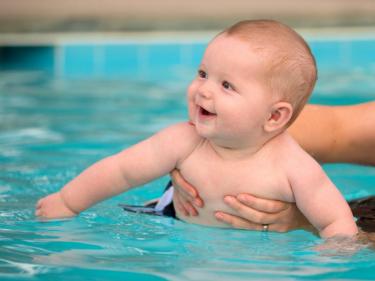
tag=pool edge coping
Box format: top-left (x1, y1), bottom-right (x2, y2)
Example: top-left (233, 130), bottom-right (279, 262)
top-left (1, 27), bottom-right (375, 46)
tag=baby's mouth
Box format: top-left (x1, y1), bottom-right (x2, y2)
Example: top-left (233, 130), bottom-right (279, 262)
top-left (199, 106), bottom-right (216, 117)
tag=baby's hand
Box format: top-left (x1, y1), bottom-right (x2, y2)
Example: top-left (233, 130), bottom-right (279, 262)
top-left (35, 192), bottom-right (77, 219)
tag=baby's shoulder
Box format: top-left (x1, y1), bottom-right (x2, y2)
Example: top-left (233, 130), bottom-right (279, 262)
top-left (160, 121), bottom-right (201, 142)
top-left (276, 133), bottom-right (321, 177)
top-left (155, 121), bottom-right (203, 157)
top-left (273, 132), bottom-right (314, 165)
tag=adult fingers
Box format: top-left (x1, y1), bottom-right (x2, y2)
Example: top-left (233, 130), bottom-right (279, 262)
top-left (182, 201), bottom-right (198, 216)
top-left (175, 190), bottom-right (199, 216)
top-left (174, 185), bottom-right (202, 208)
top-left (174, 193), bottom-right (189, 216)
top-left (171, 169), bottom-right (198, 198)
top-left (171, 169), bottom-right (204, 207)
top-left (215, 211), bottom-right (264, 231)
top-left (215, 211), bottom-right (289, 232)
top-left (223, 196), bottom-right (279, 225)
top-left (236, 193), bottom-right (290, 213)
top-left (174, 183), bottom-right (195, 203)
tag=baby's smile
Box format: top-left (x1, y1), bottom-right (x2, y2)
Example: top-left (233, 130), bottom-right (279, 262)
top-left (198, 106), bottom-right (216, 119)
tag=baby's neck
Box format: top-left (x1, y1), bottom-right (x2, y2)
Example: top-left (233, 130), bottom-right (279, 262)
top-left (208, 138), bottom-right (265, 161)
top-left (207, 130), bottom-right (285, 161)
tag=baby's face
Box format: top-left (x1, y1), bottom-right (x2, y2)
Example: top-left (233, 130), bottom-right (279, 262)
top-left (187, 34), bottom-right (274, 146)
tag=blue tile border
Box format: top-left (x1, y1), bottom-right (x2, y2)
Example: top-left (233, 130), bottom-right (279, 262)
top-left (0, 46), bottom-right (54, 73)
top-left (63, 45), bottom-right (96, 77)
top-left (0, 38), bottom-right (374, 78)
top-left (310, 39), bottom-right (375, 70)
top-left (53, 42), bottom-right (205, 79)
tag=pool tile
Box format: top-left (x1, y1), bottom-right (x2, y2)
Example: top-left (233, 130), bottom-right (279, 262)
top-left (0, 46), bottom-right (54, 73)
top-left (310, 41), bottom-right (344, 70)
top-left (1, 37), bottom-right (374, 78)
top-left (350, 39), bottom-right (375, 68)
top-left (63, 45), bottom-right (96, 77)
top-left (102, 44), bottom-right (139, 77)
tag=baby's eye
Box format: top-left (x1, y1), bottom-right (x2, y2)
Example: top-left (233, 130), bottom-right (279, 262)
top-left (222, 80), bottom-right (234, 91)
top-left (198, 70), bottom-right (207, 79)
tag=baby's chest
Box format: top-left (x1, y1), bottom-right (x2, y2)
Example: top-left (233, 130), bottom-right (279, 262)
top-left (179, 152), bottom-right (293, 202)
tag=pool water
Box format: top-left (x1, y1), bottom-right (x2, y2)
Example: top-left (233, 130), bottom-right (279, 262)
top-left (1, 34), bottom-right (375, 280)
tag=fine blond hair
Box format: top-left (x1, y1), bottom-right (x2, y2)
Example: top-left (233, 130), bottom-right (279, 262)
top-left (224, 19), bottom-right (317, 126)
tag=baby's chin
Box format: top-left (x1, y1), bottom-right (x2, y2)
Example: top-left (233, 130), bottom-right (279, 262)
top-left (194, 123), bottom-right (212, 139)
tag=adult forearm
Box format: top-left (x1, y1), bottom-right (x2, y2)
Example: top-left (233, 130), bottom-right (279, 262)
top-left (289, 102), bottom-right (375, 165)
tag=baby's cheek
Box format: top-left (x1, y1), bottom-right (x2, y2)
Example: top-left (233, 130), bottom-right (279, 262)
top-left (187, 83), bottom-right (196, 101)
top-left (188, 102), bottom-right (196, 123)
top-left (187, 83), bottom-right (197, 122)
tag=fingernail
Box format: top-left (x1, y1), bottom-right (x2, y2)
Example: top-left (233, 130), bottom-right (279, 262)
top-left (194, 199), bottom-right (203, 207)
top-left (224, 196), bottom-right (235, 204)
top-left (215, 212), bottom-right (224, 220)
top-left (238, 194), bottom-right (255, 203)
top-left (189, 191), bottom-right (197, 197)
top-left (237, 194), bottom-right (248, 202)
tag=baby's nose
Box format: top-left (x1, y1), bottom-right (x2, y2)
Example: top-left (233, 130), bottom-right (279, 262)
top-left (198, 82), bottom-right (214, 99)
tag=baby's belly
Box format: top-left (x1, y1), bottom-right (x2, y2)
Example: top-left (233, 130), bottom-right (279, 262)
top-left (175, 200), bottom-right (233, 227)
top-left (172, 178), bottom-right (294, 227)
top-left (173, 191), bottom-right (255, 227)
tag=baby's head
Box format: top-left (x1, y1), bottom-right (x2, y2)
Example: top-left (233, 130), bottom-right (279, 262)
top-left (188, 19), bottom-right (317, 146)
top-left (223, 19), bottom-right (317, 126)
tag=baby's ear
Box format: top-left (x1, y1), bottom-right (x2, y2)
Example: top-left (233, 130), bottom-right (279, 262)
top-left (263, 102), bottom-right (293, 133)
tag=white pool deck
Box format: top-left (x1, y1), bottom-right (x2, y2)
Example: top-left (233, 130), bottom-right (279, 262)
top-left (0, 0), bottom-right (375, 36)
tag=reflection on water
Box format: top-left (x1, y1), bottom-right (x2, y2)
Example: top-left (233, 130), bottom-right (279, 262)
top-left (0, 69), bottom-right (374, 280)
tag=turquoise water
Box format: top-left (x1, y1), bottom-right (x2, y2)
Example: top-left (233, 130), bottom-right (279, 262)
top-left (1, 35), bottom-right (375, 280)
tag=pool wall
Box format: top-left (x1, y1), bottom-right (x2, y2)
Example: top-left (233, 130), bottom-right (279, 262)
top-left (0, 31), bottom-right (375, 79)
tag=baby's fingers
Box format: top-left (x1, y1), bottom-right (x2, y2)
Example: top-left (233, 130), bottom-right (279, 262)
top-left (34, 202), bottom-right (46, 217)
top-left (36, 198), bottom-right (44, 209)
top-left (35, 209), bottom-right (45, 217)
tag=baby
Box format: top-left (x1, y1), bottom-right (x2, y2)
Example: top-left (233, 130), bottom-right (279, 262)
top-left (36, 20), bottom-right (358, 238)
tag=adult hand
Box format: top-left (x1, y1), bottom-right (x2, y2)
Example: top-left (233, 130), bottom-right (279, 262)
top-left (170, 169), bottom-right (204, 216)
top-left (214, 194), bottom-right (312, 232)
top-left (170, 169), bottom-right (312, 232)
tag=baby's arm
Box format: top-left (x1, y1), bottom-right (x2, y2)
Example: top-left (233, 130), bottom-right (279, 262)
top-left (36, 122), bottom-right (199, 219)
top-left (287, 148), bottom-right (358, 238)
